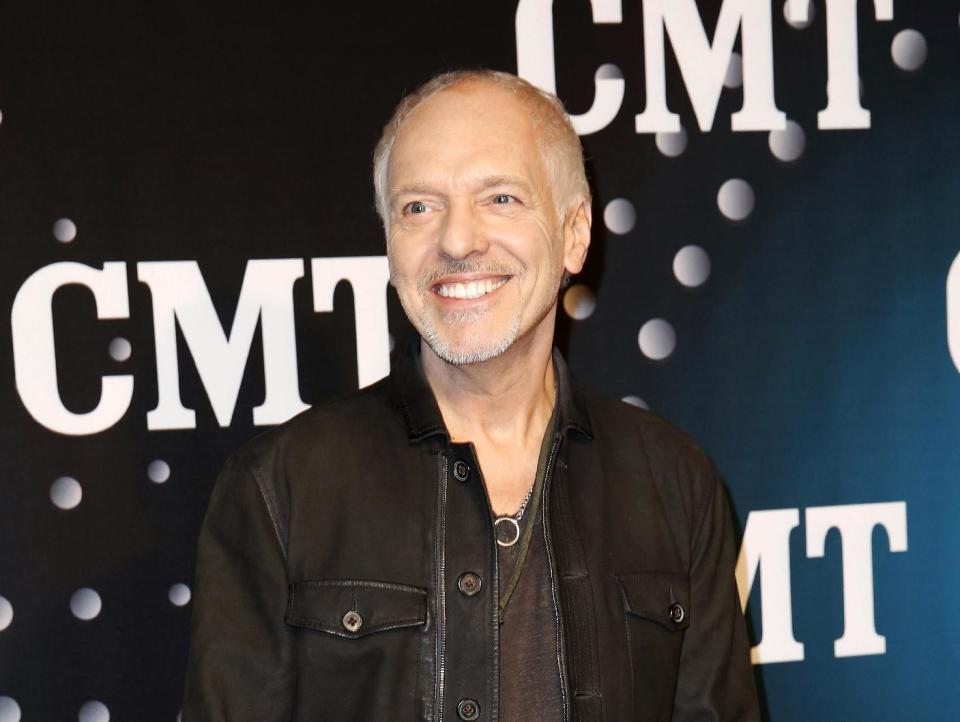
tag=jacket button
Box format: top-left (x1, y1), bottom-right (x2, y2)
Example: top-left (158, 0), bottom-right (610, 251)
top-left (341, 610), bottom-right (363, 633)
top-left (457, 698), bottom-right (481, 720)
top-left (457, 572), bottom-right (482, 596)
top-left (668, 603), bottom-right (685, 624)
top-left (453, 460), bottom-right (470, 482)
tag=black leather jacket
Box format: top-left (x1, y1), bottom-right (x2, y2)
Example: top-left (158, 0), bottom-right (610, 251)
top-left (183, 350), bottom-right (760, 721)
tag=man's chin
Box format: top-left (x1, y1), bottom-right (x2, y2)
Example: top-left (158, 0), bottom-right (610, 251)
top-left (422, 331), bottom-right (518, 367)
top-left (428, 342), bottom-right (510, 366)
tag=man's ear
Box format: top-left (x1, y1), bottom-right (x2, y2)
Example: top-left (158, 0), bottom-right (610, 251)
top-left (562, 199), bottom-right (592, 275)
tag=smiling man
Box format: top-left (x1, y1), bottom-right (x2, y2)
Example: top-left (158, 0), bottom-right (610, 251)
top-left (183, 70), bottom-right (760, 722)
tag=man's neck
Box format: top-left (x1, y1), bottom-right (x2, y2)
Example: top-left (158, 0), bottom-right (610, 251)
top-left (420, 328), bottom-right (556, 450)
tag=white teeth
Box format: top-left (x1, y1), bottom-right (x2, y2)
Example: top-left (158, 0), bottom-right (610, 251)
top-left (436, 277), bottom-right (508, 299)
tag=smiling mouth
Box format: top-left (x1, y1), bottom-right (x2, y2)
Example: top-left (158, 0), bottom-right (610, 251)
top-left (432, 276), bottom-right (510, 300)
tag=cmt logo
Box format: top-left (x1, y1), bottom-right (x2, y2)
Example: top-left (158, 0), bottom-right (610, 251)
top-left (516, 0), bottom-right (894, 135)
top-left (11, 258), bottom-right (391, 435)
top-left (737, 501), bottom-right (908, 664)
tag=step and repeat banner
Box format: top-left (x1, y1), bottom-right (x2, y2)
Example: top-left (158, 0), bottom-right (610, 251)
top-left (2, 1), bottom-right (958, 720)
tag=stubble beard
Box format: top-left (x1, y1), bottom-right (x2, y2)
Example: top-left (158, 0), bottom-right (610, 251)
top-left (393, 257), bottom-right (562, 367)
top-left (407, 258), bottom-right (526, 366)
top-left (420, 303), bottom-right (523, 366)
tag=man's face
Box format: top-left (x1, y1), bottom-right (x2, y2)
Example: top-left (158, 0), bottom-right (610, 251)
top-left (386, 82), bottom-right (587, 366)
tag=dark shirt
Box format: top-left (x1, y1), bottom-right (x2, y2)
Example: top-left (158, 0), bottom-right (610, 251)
top-left (495, 408), bottom-right (564, 721)
top-left (498, 499), bottom-right (564, 721)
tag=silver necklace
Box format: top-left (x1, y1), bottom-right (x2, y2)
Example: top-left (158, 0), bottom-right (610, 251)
top-left (494, 482), bottom-right (536, 548)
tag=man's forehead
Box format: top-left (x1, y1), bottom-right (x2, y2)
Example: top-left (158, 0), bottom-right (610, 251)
top-left (389, 83), bottom-right (544, 186)
top-left (396, 82), bottom-right (536, 148)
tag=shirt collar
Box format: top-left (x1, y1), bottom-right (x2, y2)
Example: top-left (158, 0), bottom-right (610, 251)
top-left (388, 338), bottom-right (594, 443)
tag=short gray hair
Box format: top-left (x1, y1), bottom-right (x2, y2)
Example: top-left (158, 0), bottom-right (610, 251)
top-left (372, 69), bottom-right (590, 232)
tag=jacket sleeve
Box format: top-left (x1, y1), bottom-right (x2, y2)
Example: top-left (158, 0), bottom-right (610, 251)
top-left (673, 464), bottom-right (761, 721)
top-left (182, 453), bottom-right (294, 721)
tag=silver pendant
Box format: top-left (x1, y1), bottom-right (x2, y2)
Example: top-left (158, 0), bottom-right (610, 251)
top-left (494, 516), bottom-right (521, 547)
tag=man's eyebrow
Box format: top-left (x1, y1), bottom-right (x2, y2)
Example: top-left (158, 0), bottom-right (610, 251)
top-left (388, 176), bottom-right (534, 203)
top-left (474, 175), bottom-right (532, 193)
top-left (390, 183), bottom-right (439, 199)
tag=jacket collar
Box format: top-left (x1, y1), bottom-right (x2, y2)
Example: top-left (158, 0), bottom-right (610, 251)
top-left (389, 339), bottom-right (593, 443)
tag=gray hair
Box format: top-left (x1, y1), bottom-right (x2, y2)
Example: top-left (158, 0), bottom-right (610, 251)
top-left (372, 69), bottom-right (590, 232)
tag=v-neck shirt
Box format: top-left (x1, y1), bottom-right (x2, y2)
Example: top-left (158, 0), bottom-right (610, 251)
top-left (494, 407), bottom-right (564, 722)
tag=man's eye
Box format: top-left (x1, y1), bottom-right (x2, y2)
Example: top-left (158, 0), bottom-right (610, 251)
top-left (492, 194), bottom-right (515, 205)
top-left (406, 201), bottom-right (428, 214)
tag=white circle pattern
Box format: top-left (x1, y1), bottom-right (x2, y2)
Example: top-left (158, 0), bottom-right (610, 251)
top-left (0, 597), bottom-right (12, 632)
top-left (638, 320), bottom-right (677, 361)
top-left (768, 120), bottom-right (806, 162)
top-left (655, 127), bottom-right (688, 158)
top-left (51, 476), bottom-right (83, 510)
top-left (148, 460), bottom-right (171, 484)
top-left (717, 179), bottom-right (755, 221)
top-left (53, 218), bottom-right (77, 243)
top-left (563, 285), bottom-right (596, 320)
top-left (0, 697), bottom-right (20, 722)
top-left (673, 246), bottom-right (711, 288)
top-left (70, 588), bottom-right (102, 621)
top-left (603, 198), bottom-right (636, 235)
top-left (168, 584), bottom-right (192, 607)
top-left (78, 700), bottom-right (110, 722)
top-left (108, 338), bottom-right (131, 362)
top-left (891, 29), bottom-right (927, 72)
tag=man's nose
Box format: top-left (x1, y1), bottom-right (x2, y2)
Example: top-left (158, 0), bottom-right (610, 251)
top-left (437, 201), bottom-right (489, 260)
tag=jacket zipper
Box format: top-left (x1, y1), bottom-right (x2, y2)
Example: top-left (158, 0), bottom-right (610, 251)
top-left (435, 453), bottom-right (449, 720)
top-left (541, 432), bottom-right (570, 721)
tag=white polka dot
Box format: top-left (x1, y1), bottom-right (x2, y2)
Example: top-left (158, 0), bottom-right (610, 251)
top-left (108, 337), bottom-right (131, 362)
top-left (768, 120), bottom-right (806, 162)
top-left (53, 218), bottom-right (77, 243)
top-left (717, 179), bottom-right (754, 222)
top-left (638, 319), bottom-right (676, 361)
top-left (0, 596), bottom-right (12, 632)
top-left (0, 697), bottom-right (20, 722)
top-left (70, 588), bottom-right (101, 621)
top-left (78, 700), bottom-right (110, 722)
top-left (148, 460), bottom-right (170, 484)
top-left (621, 396), bottom-right (649, 410)
top-left (724, 52), bottom-right (742, 89)
top-left (655, 127), bottom-right (687, 158)
top-left (168, 583), bottom-right (191, 607)
top-left (891, 29), bottom-right (927, 72)
top-left (603, 198), bottom-right (636, 235)
top-left (783, 0), bottom-right (814, 29)
top-left (673, 246), bottom-right (711, 288)
top-left (596, 63), bottom-right (623, 80)
top-left (50, 476), bottom-right (82, 510)
top-left (562, 285), bottom-right (596, 320)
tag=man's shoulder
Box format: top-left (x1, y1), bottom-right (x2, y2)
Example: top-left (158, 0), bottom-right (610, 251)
top-left (576, 383), bottom-right (722, 531)
top-left (576, 382), bottom-right (715, 476)
top-left (229, 376), bottom-right (403, 470)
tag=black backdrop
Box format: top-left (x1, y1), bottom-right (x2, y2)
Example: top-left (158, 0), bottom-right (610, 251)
top-left (3, 2), bottom-right (958, 720)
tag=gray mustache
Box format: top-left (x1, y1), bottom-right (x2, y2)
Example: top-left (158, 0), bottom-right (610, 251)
top-left (420, 260), bottom-right (521, 287)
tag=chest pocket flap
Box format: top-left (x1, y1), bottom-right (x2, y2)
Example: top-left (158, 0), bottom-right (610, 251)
top-left (285, 579), bottom-right (428, 639)
top-left (616, 572), bottom-right (691, 632)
